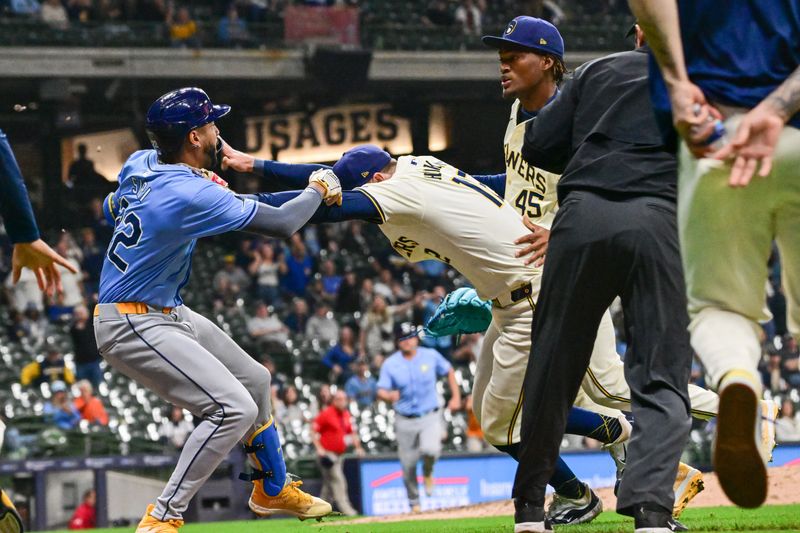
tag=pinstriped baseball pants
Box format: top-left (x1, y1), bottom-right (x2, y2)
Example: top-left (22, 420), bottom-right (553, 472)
top-left (94, 304), bottom-right (272, 521)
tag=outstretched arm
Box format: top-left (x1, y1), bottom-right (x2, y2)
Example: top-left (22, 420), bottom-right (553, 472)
top-left (470, 173), bottom-right (506, 197)
top-left (1, 130), bottom-right (78, 295)
top-left (244, 187), bottom-right (324, 239)
top-left (220, 138), bottom-right (331, 189)
top-left (246, 190), bottom-right (381, 224)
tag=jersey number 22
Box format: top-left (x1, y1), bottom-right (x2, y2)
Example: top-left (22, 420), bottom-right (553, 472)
top-left (107, 197), bottom-right (143, 273)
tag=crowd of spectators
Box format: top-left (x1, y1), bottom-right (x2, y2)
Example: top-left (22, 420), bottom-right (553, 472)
top-left (1, 141), bottom-right (799, 476)
top-left (0, 0), bottom-right (635, 50)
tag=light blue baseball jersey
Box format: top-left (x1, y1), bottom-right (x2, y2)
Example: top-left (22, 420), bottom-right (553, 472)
top-left (98, 150), bottom-right (258, 307)
top-left (377, 346), bottom-right (451, 417)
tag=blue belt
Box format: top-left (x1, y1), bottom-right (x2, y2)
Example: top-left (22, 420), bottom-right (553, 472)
top-left (398, 407), bottom-right (439, 419)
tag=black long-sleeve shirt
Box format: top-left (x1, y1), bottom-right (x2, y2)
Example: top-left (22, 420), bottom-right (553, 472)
top-left (521, 47), bottom-right (678, 203)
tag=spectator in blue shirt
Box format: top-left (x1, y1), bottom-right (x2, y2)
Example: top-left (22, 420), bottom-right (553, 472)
top-left (10, 0), bottom-right (40, 15)
top-left (377, 322), bottom-right (461, 512)
top-left (322, 325), bottom-right (359, 384)
top-left (43, 381), bottom-right (81, 430)
top-left (416, 287), bottom-right (454, 359)
top-left (280, 236), bottom-right (313, 297)
top-left (217, 5), bottom-right (250, 48)
top-left (320, 260), bottom-right (342, 298)
top-left (345, 359), bottom-right (377, 408)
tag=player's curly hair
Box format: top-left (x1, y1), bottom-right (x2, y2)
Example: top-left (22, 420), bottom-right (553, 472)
top-left (548, 55), bottom-right (568, 85)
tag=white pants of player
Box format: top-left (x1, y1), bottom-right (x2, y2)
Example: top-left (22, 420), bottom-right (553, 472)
top-left (678, 116), bottom-right (800, 389)
top-left (473, 289), bottom-right (720, 445)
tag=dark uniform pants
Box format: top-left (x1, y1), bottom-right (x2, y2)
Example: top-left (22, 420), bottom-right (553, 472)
top-left (512, 190), bottom-right (692, 515)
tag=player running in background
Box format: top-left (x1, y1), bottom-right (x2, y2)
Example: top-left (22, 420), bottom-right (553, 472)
top-left (95, 87), bottom-right (340, 532)
top-left (216, 143), bottom-right (633, 528)
top-left (629, 0), bottom-right (800, 509)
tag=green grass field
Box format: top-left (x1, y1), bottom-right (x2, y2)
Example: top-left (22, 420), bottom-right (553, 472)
top-left (41, 504), bottom-right (800, 533)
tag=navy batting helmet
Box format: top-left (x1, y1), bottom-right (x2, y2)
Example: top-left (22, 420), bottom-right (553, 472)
top-left (145, 87), bottom-right (230, 156)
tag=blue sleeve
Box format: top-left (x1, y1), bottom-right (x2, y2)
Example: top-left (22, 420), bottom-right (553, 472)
top-left (181, 180), bottom-right (258, 240)
top-left (322, 346), bottom-right (339, 368)
top-left (254, 159), bottom-right (332, 190)
top-left (434, 350), bottom-right (452, 377)
top-left (103, 191), bottom-right (120, 225)
top-left (0, 129), bottom-right (40, 243)
top-left (376, 363), bottom-right (394, 390)
top-left (251, 190), bottom-right (381, 224)
top-left (471, 173), bottom-right (506, 197)
top-left (345, 377), bottom-right (357, 398)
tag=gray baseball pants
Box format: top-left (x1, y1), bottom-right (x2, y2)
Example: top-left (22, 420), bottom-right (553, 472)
top-left (394, 410), bottom-right (442, 507)
top-left (94, 304), bottom-right (272, 521)
top-left (317, 452), bottom-right (357, 516)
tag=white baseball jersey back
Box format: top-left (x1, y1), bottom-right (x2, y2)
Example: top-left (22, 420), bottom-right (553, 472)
top-left (357, 155), bottom-right (534, 302)
top-left (503, 99), bottom-right (560, 229)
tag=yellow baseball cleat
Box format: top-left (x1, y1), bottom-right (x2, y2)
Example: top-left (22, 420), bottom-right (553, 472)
top-left (672, 463), bottom-right (704, 517)
top-left (0, 489), bottom-right (23, 533)
top-left (135, 504), bottom-right (183, 533)
top-left (248, 477), bottom-right (332, 520)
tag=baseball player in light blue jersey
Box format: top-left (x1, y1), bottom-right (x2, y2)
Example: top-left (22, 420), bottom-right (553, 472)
top-left (95, 88), bottom-right (341, 532)
top-left (376, 322), bottom-right (460, 513)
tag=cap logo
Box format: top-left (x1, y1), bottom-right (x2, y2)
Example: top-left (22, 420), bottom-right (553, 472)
top-left (539, 38), bottom-right (547, 45)
top-left (505, 20), bottom-right (517, 35)
top-left (361, 171), bottom-right (369, 178)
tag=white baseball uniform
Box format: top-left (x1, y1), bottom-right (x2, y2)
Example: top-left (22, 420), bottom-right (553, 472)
top-left (357, 155), bottom-right (540, 444)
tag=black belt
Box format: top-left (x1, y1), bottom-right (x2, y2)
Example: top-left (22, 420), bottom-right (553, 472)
top-left (492, 281), bottom-right (534, 308)
top-left (399, 408), bottom-right (439, 419)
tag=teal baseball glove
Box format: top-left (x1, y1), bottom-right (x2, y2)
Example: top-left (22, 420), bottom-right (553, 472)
top-left (424, 287), bottom-right (493, 337)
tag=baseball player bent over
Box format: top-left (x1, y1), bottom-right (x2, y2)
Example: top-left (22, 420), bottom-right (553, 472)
top-left (218, 143), bottom-right (633, 525)
top-left (95, 88), bottom-right (340, 532)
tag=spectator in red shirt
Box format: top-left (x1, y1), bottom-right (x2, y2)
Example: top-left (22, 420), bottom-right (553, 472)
top-left (74, 380), bottom-right (109, 426)
top-left (68, 489), bottom-right (96, 530)
top-left (313, 390), bottom-right (363, 516)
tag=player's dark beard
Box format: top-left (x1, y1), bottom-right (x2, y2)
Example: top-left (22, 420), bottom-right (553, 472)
top-left (205, 139), bottom-right (219, 169)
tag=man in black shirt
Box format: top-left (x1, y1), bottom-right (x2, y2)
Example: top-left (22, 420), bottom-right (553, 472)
top-left (70, 305), bottom-right (103, 389)
top-left (512, 27), bottom-right (691, 533)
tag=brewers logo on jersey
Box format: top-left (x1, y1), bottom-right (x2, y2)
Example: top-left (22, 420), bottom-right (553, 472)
top-left (504, 99), bottom-right (559, 229)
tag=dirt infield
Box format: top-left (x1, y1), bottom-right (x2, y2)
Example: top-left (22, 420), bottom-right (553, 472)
top-left (340, 465), bottom-right (800, 525)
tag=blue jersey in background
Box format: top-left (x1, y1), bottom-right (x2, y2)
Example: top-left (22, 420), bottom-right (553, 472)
top-left (98, 150), bottom-right (257, 307)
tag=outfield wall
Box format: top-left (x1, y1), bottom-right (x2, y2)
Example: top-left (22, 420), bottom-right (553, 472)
top-left (354, 445), bottom-right (800, 516)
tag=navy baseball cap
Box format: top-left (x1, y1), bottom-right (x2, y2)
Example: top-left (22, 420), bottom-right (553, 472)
top-left (395, 322), bottom-right (420, 342)
top-left (332, 144), bottom-right (392, 190)
top-left (482, 16), bottom-right (564, 60)
top-left (146, 87), bottom-right (230, 155)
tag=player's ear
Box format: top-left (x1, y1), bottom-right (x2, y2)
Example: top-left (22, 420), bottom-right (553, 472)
top-left (188, 129), bottom-right (201, 149)
top-left (371, 172), bottom-right (388, 183)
